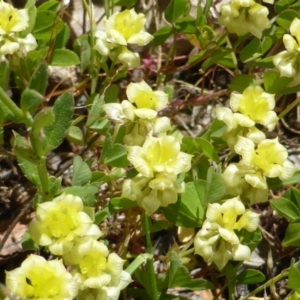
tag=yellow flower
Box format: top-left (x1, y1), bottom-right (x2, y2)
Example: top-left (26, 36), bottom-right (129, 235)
top-left (94, 9), bottom-right (153, 67)
top-left (273, 18), bottom-right (300, 85)
top-left (126, 80), bottom-right (168, 117)
top-left (104, 9), bottom-right (153, 47)
top-left (0, 1), bottom-right (37, 60)
top-left (219, 0), bottom-right (270, 38)
top-left (5, 254), bottom-right (78, 300)
top-left (63, 238), bottom-right (132, 299)
top-left (215, 106), bottom-right (266, 149)
top-left (222, 162), bottom-right (269, 204)
top-left (229, 86), bottom-right (278, 130)
top-left (194, 197), bottom-right (259, 270)
top-left (122, 173), bottom-right (184, 213)
top-left (235, 137), bottom-right (297, 180)
top-left (28, 194), bottom-right (102, 256)
top-left (0, 0), bottom-right (29, 34)
top-left (127, 135), bottom-right (192, 178)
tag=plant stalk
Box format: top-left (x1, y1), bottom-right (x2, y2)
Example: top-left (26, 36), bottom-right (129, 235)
top-left (143, 213), bottom-right (159, 300)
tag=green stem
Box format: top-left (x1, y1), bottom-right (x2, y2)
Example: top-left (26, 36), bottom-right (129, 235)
top-left (82, 0), bottom-right (99, 94)
top-left (278, 95), bottom-right (300, 120)
top-left (37, 158), bottom-right (50, 201)
top-left (143, 213), bottom-right (159, 300)
top-left (239, 268), bottom-right (289, 300)
top-left (0, 87), bottom-right (25, 122)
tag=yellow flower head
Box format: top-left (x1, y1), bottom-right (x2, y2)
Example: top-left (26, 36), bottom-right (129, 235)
top-left (94, 9), bottom-right (153, 67)
top-left (28, 194), bottom-right (102, 256)
top-left (0, 0), bottom-right (29, 34)
top-left (229, 86), bottom-right (278, 130)
top-left (127, 135), bottom-right (192, 177)
top-left (215, 106), bottom-right (266, 149)
top-left (126, 80), bottom-right (169, 118)
top-left (104, 80), bottom-right (168, 122)
top-left (104, 9), bottom-right (153, 47)
top-left (0, 1), bottom-right (36, 60)
top-left (63, 238), bottom-right (132, 299)
top-left (194, 197), bottom-right (259, 270)
top-left (122, 173), bottom-right (184, 213)
top-left (222, 162), bottom-right (269, 204)
top-left (273, 18), bottom-right (300, 84)
top-left (5, 254), bottom-right (78, 300)
top-left (235, 137), bottom-right (297, 181)
top-left (219, 0), bottom-right (270, 38)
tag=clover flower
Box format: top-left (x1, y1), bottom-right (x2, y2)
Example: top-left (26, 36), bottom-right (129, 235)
top-left (127, 135), bottom-right (192, 178)
top-left (122, 173), bottom-right (184, 213)
top-left (194, 197), bottom-right (259, 270)
top-left (222, 162), bottom-right (269, 204)
top-left (104, 80), bottom-right (169, 122)
top-left (219, 0), bottom-right (270, 38)
top-left (215, 106), bottom-right (266, 149)
top-left (273, 18), bottom-right (300, 85)
top-left (229, 86), bottom-right (278, 130)
top-left (63, 238), bottom-right (132, 300)
top-left (104, 80), bottom-right (171, 146)
top-left (28, 194), bottom-right (102, 256)
top-left (94, 9), bottom-right (153, 67)
top-left (5, 254), bottom-right (78, 300)
top-left (235, 137), bottom-right (297, 182)
top-left (0, 0), bottom-right (37, 60)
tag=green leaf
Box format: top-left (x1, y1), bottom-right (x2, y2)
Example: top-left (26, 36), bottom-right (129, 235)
top-left (0, 61), bottom-right (10, 90)
top-left (282, 223), bottom-right (300, 247)
top-left (17, 157), bottom-right (41, 190)
top-left (288, 260), bottom-right (300, 293)
top-left (198, 137), bottom-right (220, 162)
top-left (32, 108), bottom-right (55, 134)
top-left (104, 84), bottom-right (119, 103)
top-left (67, 126), bottom-right (84, 145)
top-left (113, 0), bottom-right (137, 5)
top-left (163, 180), bottom-right (205, 227)
top-left (276, 9), bottom-right (300, 29)
top-left (74, 34), bottom-right (91, 73)
top-left (267, 170), bottom-right (300, 189)
top-left (33, 10), bottom-right (63, 40)
top-left (275, 0), bottom-right (297, 14)
top-left (141, 214), bottom-right (170, 234)
top-left (61, 185), bottom-right (98, 205)
top-left (100, 134), bottom-right (130, 168)
top-left (53, 23), bottom-right (70, 49)
top-left (43, 92), bottom-right (74, 154)
top-left (236, 269), bottom-right (265, 284)
top-left (109, 197), bottom-right (138, 212)
top-left (167, 251), bottom-right (214, 290)
top-left (263, 70), bottom-right (292, 94)
top-left (37, 0), bottom-right (60, 11)
top-left (23, 0), bottom-right (37, 36)
top-left (240, 37), bottom-right (273, 62)
top-left (205, 167), bottom-right (226, 203)
top-left (202, 48), bottom-right (232, 70)
top-left (86, 94), bottom-right (110, 133)
top-left (72, 156), bottom-right (92, 186)
top-left (22, 232), bottom-right (39, 251)
top-left (20, 89), bottom-right (43, 115)
top-left (284, 187), bottom-right (300, 210)
top-left (153, 26), bottom-right (174, 46)
top-left (175, 17), bottom-right (197, 34)
top-left (270, 197), bottom-right (300, 221)
top-left (165, 0), bottom-right (191, 23)
top-left (28, 61), bottom-right (49, 95)
top-left (50, 49), bottom-right (80, 66)
top-left (13, 132), bottom-right (38, 165)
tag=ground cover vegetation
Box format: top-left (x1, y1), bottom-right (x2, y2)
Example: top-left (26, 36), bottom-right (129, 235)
top-left (1, 0), bottom-right (300, 299)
